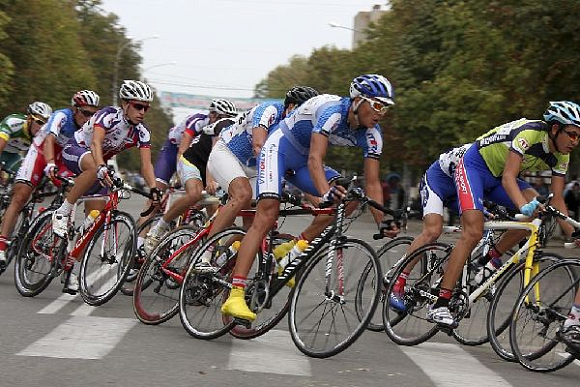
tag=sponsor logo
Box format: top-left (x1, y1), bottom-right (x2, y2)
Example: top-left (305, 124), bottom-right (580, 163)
top-left (455, 164), bottom-right (469, 195)
top-left (479, 133), bottom-right (508, 146)
top-left (517, 137), bottom-right (530, 150)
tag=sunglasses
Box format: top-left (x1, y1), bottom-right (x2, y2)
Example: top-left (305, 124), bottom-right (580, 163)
top-left (129, 102), bottom-right (150, 112)
top-left (563, 129), bottom-right (580, 142)
top-left (360, 96), bottom-right (390, 115)
top-left (78, 108), bottom-right (96, 118)
top-left (31, 116), bottom-right (46, 126)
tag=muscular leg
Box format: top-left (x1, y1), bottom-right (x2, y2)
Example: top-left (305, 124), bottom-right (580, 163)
top-left (208, 177), bottom-right (253, 237)
top-left (161, 178), bottom-right (202, 223)
top-left (1, 182), bottom-right (33, 238)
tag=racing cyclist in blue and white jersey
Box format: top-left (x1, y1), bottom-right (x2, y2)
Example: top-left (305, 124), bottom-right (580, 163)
top-left (193, 86), bottom-right (319, 272)
top-left (220, 74), bottom-right (399, 321)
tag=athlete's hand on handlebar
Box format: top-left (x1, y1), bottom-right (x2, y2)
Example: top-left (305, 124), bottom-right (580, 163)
top-left (43, 162), bottom-right (58, 181)
top-left (379, 219), bottom-right (401, 238)
top-left (320, 185), bottom-right (346, 206)
top-left (97, 164), bottom-right (114, 187)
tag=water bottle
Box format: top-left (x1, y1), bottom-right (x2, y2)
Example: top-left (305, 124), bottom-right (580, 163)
top-left (215, 241), bottom-right (241, 267)
top-left (79, 209), bottom-right (100, 234)
top-left (278, 240), bottom-right (309, 269)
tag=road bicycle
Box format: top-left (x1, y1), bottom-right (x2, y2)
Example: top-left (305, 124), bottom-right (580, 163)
top-left (382, 200), bottom-right (564, 350)
top-left (179, 177), bottom-right (398, 358)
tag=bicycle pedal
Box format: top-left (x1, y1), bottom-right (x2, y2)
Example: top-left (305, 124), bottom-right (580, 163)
top-left (233, 318), bottom-right (252, 329)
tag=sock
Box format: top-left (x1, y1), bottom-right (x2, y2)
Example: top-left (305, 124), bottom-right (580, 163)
top-left (433, 288), bottom-right (452, 308)
top-left (232, 275), bottom-right (248, 290)
top-left (489, 256), bottom-right (502, 269)
top-left (392, 271), bottom-right (409, 294)
top-left (57, 200), bottom-right (74, 216)
top-left (0, 235), bottom-right (9, 252)
top-left (137, 236), bottom-right (144, 249)
top-left (564, 304), bottom-right (580, 327)
top-left (297, 232), bottom-right (308, 241)
top-left (157, 218), bottom-right (170, 230)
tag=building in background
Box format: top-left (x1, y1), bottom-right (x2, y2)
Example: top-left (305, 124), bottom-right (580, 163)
top-left (353, 4), bottom-right (387, 49)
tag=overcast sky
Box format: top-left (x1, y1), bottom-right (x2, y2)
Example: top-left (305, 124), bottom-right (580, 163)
top-left (101, 0), bottom-right (386, 101)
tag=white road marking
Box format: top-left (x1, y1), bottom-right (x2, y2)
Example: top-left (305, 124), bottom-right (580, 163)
top-left (228, 329), bottom-right (311, 376)
top-left (37, 293), bottom-right (77, 314)
top-left (17, 315), bottom-right (136, 359)
top-left (400, 342), bottom-right (513, 387)
top-left (70, 271), bottom-right (119, 316)
top-left (557, 352), bottom-right (580, 367)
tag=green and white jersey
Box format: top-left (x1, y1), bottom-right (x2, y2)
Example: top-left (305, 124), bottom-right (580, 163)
top-left (476, 118), bottom-right (569, 178)
top-left (0, 113), bottom-right (32, 153)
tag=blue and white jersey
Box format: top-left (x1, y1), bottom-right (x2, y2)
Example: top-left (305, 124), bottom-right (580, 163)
top-left (34, 108), bottom-right (79, 147)
top-left (278, 94), bottom-right (383, 159)
top-left (219, 102), bottom-right (285, 167)
top-left (438, 143), bottom-right (473, 178)
top-left (168, 112), bottom-right (210, 145)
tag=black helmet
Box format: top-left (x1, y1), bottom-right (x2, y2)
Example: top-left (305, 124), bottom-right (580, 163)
top-left (284, 86), bottom-right (319, 107)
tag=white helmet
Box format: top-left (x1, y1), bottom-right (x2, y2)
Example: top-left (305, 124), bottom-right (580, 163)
top-left (209, 98), bottom-right (237, 117)
top-left (72, 90), bottom-right (100, 107)
top-left (119, 80), bottom-right (154, 102)
top-left (27, 101), bottom-right (53, 121)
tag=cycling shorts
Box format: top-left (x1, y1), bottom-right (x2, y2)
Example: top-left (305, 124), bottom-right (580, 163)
top-left (176, 155), bottom-right (203, 185)
top-left (208, 140), bottom-right (258, 199)
top-left (455, 145), bottom-right (532, 213)
top-left (256, 129), bottom-right (341, 200)
top-left (420, 161), bottom-right (459, 217)
top-left (154, 139), bottom-right (178, 185)
top-left (61, 140), bottom-right (108, 196)
top-left (16, 144), bottom-right (73, 187)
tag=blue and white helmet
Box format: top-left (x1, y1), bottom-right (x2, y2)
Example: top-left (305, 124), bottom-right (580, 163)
top-left (349, 74), bottom-right (395, 106)
top-left (543, 101), bottom-right (580, 128)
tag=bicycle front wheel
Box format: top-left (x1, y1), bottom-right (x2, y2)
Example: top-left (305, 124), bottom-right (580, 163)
top-left (133, 225), bottom-right (201, 325)
top-left (79, 211), bottom-right (137, 306)
top-left (510, 258), bottom-right (579, 372)
top-left (289, 237), bottom-right (380, 358)
top-left (359, 236), bottom-right (413, 332)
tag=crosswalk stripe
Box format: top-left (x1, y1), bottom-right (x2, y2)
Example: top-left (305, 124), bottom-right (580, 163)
top-left (400, 342), bottom-right (513, 387)
top-left (37, 293), bottom-right (77, 314)
top-left (17, 315), bottom-right (136, 359)
top-left (228, 329), bottom-right (311, 376)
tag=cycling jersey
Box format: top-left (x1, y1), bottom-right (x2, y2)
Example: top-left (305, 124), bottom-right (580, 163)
top-left (476, 118), bottom-right (569, 177)
top-left (257, 94), bottom-right (378, 199)
top-left (219, 102), bottom-right (285, 167)
top-left (0, 113), bottom-right (33, 153)
top-left (73, 106), bottom-right (151, 160)
top-left (184, 117), bottom-right (235, 171)
top-left (168, 113), bottom-right (210, 144)
top-left (34, 108), bottom-right (80, 148)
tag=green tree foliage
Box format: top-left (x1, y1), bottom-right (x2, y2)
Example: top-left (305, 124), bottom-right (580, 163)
top-left (0, 0), bottom-right (173, 172)
top-left (256, 0), bottom-right (580, 177)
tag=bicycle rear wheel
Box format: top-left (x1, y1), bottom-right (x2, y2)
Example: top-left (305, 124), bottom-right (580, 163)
top-left (179, 227), bottom-right (244, 340)
top-left (133, 225), bottom-right (201, 325)
top-left (79, 211), bottom-right (137, 306)
top-left (358, 236), bottom-right (413, 331)
top-left (289, 237), bottom-right (380, 358)
top-left (227, 233), bottom-right (296, 339)
top-left (383, 242), bottom-right (452, 346)
top-left (13, 211), bottom-right (65, 297)
top-left (510, 259), bottom-right (579, 372)
top-left (487, 253), bottom-right (563, 361)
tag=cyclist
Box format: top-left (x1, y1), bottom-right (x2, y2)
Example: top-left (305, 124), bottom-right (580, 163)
top-left (427, 101), bottom-right (580, 328)
top-left (51, 81), bottom-right (161, 291)
top-left (143, 99), bottom-right (238, 253)
top-left (0, 102), bottom-right (52, 174)
top-left (220, 74), bottom-right (398, 321)
top-left (194, 86), bottom-right (319, 272)
top-left (0, 92), bottom-right (98, 275)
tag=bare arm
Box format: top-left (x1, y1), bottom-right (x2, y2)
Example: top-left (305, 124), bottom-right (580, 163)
top-left (363, 157), bottom-right (385, 225)
top-left (307, 133), bottom-right (332, 196)
top-left (550, 175), bottom-right (575, 237)
top-left (501, 151), bottom-right (527, 209)
top-left (43, 135), bottom-right (57, 163)
top-left (0, 137), bottom-right (7, 155)
top-left (177, 132), bottom-right (193, 159)
top-left (139, 147), bottom-right (157, 189)
top-left (252, 126), bottom-right (267, 157)
top-left (90, 126), bottom-right (107, 167)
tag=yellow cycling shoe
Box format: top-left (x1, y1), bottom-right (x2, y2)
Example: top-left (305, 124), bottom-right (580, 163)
top-left (221, 287), bottom-right (256, 321)
top-left (273, 240), bottom-right (296, 288)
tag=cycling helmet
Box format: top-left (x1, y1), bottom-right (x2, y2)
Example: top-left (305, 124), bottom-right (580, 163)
top-left (284, 86), bottom-right (319, 106)
top-left (119, 80), bottom-right (154, 102)
top-left (72, 90), bottom-right (100, 107)
top-left (543, 101), bottom-right (580, 128)
top-left (27, 101), bottom-right (53, 121)
top-left (209, 98), bottom-right (237, 117)
top-left (349, 74), bottom-right (395, 106)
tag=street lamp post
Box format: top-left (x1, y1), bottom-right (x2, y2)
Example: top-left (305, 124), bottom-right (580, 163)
top-left (328, 21), bottom-right (362, 33)
top-left (142, 61), bottom-right (178, 74)
top-left (112, 35), bottom-right (159, 106)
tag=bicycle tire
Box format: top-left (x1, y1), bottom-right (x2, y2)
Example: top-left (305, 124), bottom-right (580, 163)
top-left (13, 211), bottom-right (66, 297)
top-left (133, 225), bottom-right (201, 325)
top-left (383, 242), bottom-right (452, 346)
top-left (228, 233), bottom-right (299, 339)
top-left (289, 237), bottom-right (381, 358)
top-left (179, 227), bottom-right (243, 340)
top-left (120, 213), bottom-right (163, 296)
top-left (487, 253), bottom-right (565, 361)
top-left (358, 236), bottom-right (414, 332)
top-left (510, 259), bottom-right (579, 372)
top-left (79, 211), bottom-right (137, 306)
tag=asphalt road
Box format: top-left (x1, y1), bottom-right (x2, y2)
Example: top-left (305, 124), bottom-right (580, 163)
top-left (0, 198), bottom-right (578, 387)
